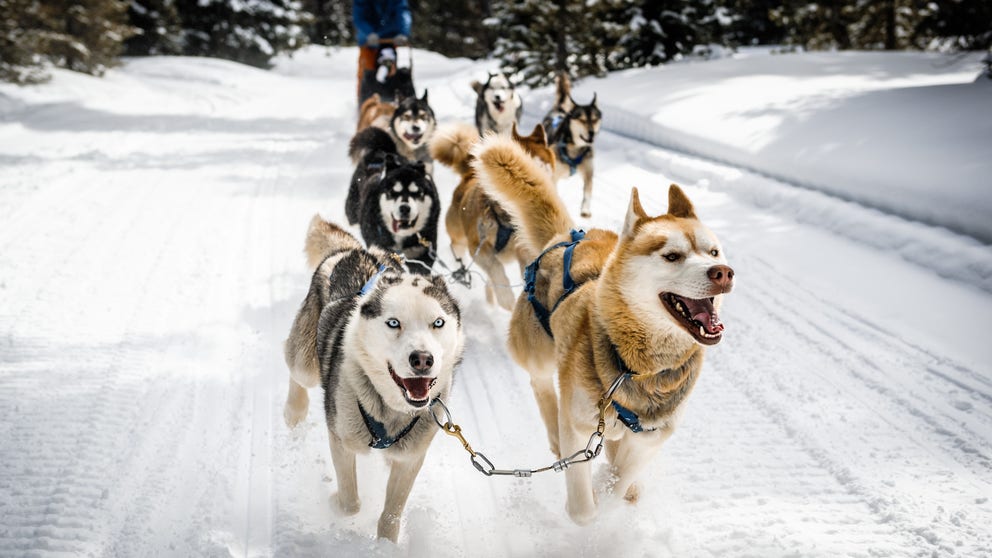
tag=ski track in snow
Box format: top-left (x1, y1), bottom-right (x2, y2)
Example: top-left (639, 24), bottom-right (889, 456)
top-left (1, 49), bottom-right (990, 557)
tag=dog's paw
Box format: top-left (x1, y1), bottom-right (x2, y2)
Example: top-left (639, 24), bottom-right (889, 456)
top-left (580, 209), bottom-right (592, 218)
top-left (337, 493), bottom-right (361, 516)
top-left (283, 402), bottom-right (308, 428)
top-left (377, 512), bottom-right (401, 543)
top-left (566, 500), bottom-right (597, 525)
top-left (623, 483), bottom-right (640, 503)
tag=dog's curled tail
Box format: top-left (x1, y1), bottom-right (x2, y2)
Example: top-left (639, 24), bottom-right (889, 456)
top-left (471, 134), bottom-right (574, 256)
top-left (304, 214), bottom-right (361, 271)
top-left (430, 122), bottom-right (479, 176)
top-left (348, 126), bottom-right (397, 163)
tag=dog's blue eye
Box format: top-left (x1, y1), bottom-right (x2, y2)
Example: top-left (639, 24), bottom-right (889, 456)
top-left (710, 249), bottom-right (719, 257)
top-left (664, 253), bottom-right (682, 262)
top-left (386, 318), bottom-right (401, 329)
top-left (432, 318), bottom-right (445, 328)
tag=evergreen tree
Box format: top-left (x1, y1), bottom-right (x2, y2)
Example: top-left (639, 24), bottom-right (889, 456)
top-left (124, 0), bottom-right (183, 55)
top-left (0, 0), bottom-right (49, 83)
top-left (604, 0), bottom-right (720, 70)
top-left (770, 0), bottom-right (854, 50)
top-left (411, 0), bottom-right (493, 59)
top-left (914, 0), bottom-right (992, 50)
top-left (176, 0), bottom-right (311, 68)
top-left (717, 0), bottom-right (786, 46)
top-left (39, 0), bottom-right (135, 76)
top-left (301, 0), bottom-right (351, 47)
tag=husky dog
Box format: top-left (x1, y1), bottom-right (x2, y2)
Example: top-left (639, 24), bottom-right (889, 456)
top-left (541, 73), bottom-right (602, 218)
top-left (356, 91), bottom-right (436, 173)
top-left (430, 121), bottom-right (554, 310)
top-left (471, 72), bottom-right (523, 136)
top-left (346, 127), bottom-right (440, 273)
top-left (472, 134), bottom-right (735, 524)
top-left (283, 216), bottom-right (464, 542)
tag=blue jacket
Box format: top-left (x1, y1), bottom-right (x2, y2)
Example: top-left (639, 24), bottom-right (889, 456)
top-left (353, 0), bottom-right (412, 46)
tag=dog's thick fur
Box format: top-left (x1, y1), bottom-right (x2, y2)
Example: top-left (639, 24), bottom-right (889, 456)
top-left (430, 121), bottom-right (555, 309)
top-left (471, 72), bottom-right (523, 136)
top-left (356, 91), bottom-right (436, 173)
top-left (283, 216), bottom-right (464, 542)
top-left (472, 135), bottom-right (734, 524)
top-left (345, 127), bottom-right (440, 273)
top-left (541, 73), bottom-right (602, 218)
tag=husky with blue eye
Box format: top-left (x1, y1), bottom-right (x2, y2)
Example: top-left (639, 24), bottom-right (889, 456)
top-left (282, 215), bottom-right (464, 543)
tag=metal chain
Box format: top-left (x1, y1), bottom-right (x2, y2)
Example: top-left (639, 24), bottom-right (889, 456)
top-left (429, 373), bottom-right (629, 477)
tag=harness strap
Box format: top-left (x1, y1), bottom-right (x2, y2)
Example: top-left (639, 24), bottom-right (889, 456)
top-left (609, 345), bottom-right (659, 433)
top-left (493, 217), bottom-right (515, 254)
top-left (358, 401), bottom-right (421, 449)
top-left (358, 263), bottom-right (388, 296)
top-left (557, 141), bottom-right (589, 176)
top-left (522, 229), bottom-right (585, 338)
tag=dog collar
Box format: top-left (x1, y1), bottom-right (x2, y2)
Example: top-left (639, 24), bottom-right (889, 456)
top-left (358, 401), bottom-right (421, 449)
top-left (609, 346), bottom-right (659, 434)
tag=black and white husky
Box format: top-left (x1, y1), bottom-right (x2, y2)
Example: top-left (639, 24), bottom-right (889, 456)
top-left (283, 216), bottom-right (464, 542)
top-left (346, 127), bottom-right (441, 273)
top-left (391, 91), bottom-right (436, 173)
top-left (471, 72), bottom-right (523, 136)
top-left (541, 72), bottom-right (602, 218)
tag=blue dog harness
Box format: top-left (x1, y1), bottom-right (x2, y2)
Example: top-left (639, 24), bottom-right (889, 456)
top-left (358, 402), bottom-right (421, 449)
top-left (609, 347), bottom-right (660, 433)
top-left (522, 229), bottom-right (586, 338)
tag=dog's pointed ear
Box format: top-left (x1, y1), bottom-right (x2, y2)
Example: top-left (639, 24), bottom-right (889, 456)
top-left (420, 89), bottom-right (429, 103)
top-left (591, 93), bottom-right (598, 107)
top-left (622, 188), bottom-right (649, 239)
top-left (667, 184), bottom-right (696, 219)
top-left (510, 121), bottom-right (521, 141)
top-left (528, 123), bottom-right (547, 146)
top-left (471, 79), bottom-right (483, 94)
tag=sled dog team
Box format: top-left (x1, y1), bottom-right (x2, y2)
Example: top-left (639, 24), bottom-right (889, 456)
top-left (283, 69), bottom-right (735, 542)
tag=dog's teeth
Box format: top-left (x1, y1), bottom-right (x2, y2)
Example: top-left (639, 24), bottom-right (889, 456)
top-left (699, 325), bottom-right (706, 336)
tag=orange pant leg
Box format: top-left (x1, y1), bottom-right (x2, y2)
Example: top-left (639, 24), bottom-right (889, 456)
top-left (357, 46), bottom-right (378, 99)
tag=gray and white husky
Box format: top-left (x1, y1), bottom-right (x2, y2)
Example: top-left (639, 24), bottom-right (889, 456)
top-left (283, 215), bottom-right (464, 542)
top-left (471, 72), bottom-right (523, 136)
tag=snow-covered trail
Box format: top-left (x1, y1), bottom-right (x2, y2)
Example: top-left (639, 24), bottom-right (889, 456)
top-left (1, 49), bottom-right (990, 557)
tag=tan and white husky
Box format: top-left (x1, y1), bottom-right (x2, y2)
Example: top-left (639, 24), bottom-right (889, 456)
top-left (472, 134), bottom-right (735, 524)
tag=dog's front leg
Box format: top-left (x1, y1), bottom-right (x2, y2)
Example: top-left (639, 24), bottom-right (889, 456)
top-left (327, 432), bottom-right (361, 515)
top-left (579, 163), bottom-right (594, 218)
top-left (608, 428), bottom-right (672, 504)
top-left (559, 416), bottom-right (597, 524)
top-left (377, 452), bottom-right (427, 543)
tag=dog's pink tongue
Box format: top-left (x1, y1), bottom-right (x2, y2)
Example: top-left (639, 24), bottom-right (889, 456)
top-left (401, 377), bottom-right (433, 401)
top-left (685, 297), bottom-right (724, 334)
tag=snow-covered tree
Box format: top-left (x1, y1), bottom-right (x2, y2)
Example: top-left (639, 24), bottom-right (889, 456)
top-left (0, 0), bottom-right (50, 83)
top-left (124, 0), bottom-right (183, 55)
top-left (301, 0), bottom-right (351, 47)
top-left (604, 0), bottom-right (721, 70)
top-left (176, 0), bottom-right (311, 68)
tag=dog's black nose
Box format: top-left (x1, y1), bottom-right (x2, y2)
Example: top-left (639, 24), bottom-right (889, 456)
top-left (398, 204), bottom-right (411, 217)
top-left (410, 125), bottom-right (421, 133)
top-left (409, 351), bottom-right (434, 373)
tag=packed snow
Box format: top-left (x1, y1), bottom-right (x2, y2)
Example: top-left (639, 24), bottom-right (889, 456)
top-left (0, 46), bottom-right (990, 557)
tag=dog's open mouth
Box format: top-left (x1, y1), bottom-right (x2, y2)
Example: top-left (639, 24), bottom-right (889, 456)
top-left (389, 364), bottom-right (436, 407)
top-left (493, 99), bottom-right (505, 113)
top-left (402, 132), bottom-right (423, 145)
top-left (391, 217), bottom-right (414, 233)
top-left (661, 293), bottom-right (724, 345)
